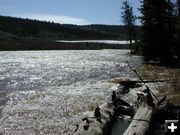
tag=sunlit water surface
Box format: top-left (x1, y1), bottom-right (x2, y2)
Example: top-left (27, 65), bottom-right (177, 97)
top-left (0, 50), bottom-right (142, 135)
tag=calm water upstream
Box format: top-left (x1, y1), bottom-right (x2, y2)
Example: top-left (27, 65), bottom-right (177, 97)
top-left (0, 50), bottom-right (142, 135)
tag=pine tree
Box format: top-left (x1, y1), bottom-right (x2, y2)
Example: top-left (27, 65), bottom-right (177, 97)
top-left (140, 0), bottom-right (176, 64)
top-left (177, 0), bottom-right (180, 16)
top-left (121, 0), bottom-right (136, 54)
top-left (175, 0), bottom-right (180, 59)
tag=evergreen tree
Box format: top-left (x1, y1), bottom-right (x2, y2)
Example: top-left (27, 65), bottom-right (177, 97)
top-left (121, 0), bottom-right (136, 54)
top-left (140, 0), bottom-right (176, 64)
top-left (177, 0), bottom-right (180, 16)
top-left (175, 0), bottom-right (180, 59)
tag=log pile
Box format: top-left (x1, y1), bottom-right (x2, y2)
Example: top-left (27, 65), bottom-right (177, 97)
top-left (72, 62), bottom-right (180, 135)
top-left (73, 89), bottom-right (134, 135)
top-left (73, 80), bottom-right (170, 135)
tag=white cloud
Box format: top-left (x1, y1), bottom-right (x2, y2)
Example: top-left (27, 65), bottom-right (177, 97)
top-left (11, 13), bottom-right (90, 25)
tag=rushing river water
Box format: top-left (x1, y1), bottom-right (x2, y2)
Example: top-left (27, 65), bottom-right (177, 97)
top-left (0, 50), bottom-right (142, 135)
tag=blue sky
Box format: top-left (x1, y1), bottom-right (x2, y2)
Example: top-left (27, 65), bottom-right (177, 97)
top-left (0, 0), bottom-right (141, 25)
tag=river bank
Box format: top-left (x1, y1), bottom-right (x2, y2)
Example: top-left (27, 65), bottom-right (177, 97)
top-left (0, 37), bottom-right (130, 50)
top-left (137, 64), bottom-right (180, 105)
top-left (74, 63), bottom-right (180, 135)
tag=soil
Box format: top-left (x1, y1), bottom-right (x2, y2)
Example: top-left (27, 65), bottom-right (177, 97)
top-left (137, 64), bottom-right (180, 105)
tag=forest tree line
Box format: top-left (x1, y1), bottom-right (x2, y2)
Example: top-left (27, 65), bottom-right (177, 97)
top-left (0, 15), bottom-right (141, 40)
top-left (140, 0), bottom-right (180, 65)
top-left (122, 0), bottom-right (180, 65)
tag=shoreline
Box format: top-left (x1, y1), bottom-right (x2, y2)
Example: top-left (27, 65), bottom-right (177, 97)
top-left (74, 63), bottom-right (180, 134)
top-left (0, 37), bottom-right (131, 51)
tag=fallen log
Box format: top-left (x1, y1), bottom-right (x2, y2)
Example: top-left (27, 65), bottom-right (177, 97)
top-left (111, 79), bottom-right (168, 94)
top-left (123, 90), bottom-right (155, 135)
top-left (116, 79), bottom-right (168, 86)
top-left (123, 102), bottom-right (153, 135)
top-left (73, 75), bottom-right (160, 135)
top-left (73, 101), bottom-right (115, 135)
top-left (73, 91), bottom-right (134, 135)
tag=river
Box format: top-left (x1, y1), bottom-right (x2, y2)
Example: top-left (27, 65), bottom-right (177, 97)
top-left (0, 50), bottom-right (142, 135)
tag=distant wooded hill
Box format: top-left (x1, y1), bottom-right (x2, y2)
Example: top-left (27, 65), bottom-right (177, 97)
top-left (0, 15), bottom-right (141, 40)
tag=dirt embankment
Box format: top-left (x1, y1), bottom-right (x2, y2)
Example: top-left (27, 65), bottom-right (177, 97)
top-left (137, 64), bottom-right (180, 105)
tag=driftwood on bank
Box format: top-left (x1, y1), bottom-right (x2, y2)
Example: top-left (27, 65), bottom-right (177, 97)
top-left (73, 84), bottom-right (158, 135)
top-left (117, 80), bottom-right (168, 84)
top-left (122, 87), bottom-right (157, 135)
top-left (73, 90), bottom-right (134, 135)
top-left (123, 97), bottom-right (154, 135)
top-left (73, 62), bottom-right (176, 135)
top-left (113, 79), bottom-right (168, 88)
top-left (74, 60), bottom-right (161, 135)
top-left (123, 63), bottom-right (162, 135)
top-left (110, 79), bottom-right (168, 94)
top-left (73, 102), bottom-right (114, 135)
